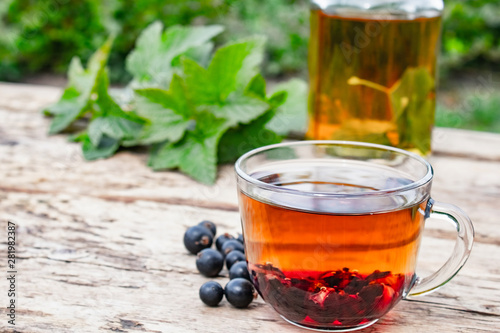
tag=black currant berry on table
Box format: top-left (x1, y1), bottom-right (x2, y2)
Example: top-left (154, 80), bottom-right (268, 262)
top-left (237, 233), bottom-right (244, 244)
top-left (221, 240), bottom-right (245, 256)
top-left (198, 220), bottom-right (217, 236)
top-left (183, 225), bottom-right (214, 254)
top-left (199, 281), bottom-right (224, 307)
top-left (196, 249), bottom-right (224, 277)
top-left (225, 278), bottom-right (256, 308)
top-left (215, 233), bottom-right (235, 251)
top-left (225, 250), bottom-right (246, 270)
top-left (229, 261), bottom-right (250, 281)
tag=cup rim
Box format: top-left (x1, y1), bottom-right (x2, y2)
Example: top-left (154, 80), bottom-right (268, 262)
top-left (234, 140), bottom-right (434, 198)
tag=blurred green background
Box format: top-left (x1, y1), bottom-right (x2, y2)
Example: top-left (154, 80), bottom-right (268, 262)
top-left (1, 0), bottom-right (499, 133)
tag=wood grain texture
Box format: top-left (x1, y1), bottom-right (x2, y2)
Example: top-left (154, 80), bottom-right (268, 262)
top-left (0, 82), bottom-right (499, 333)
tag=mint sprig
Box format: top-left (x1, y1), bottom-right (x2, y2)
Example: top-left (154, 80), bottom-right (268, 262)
top-left (149, 111), bottom-right (229, 184)
top-left (44, 36), bottom-right (114, 134)
top-left (129, 75), bottom-right (193, 146)
top-left (44, 21), bottom-right (308, 184)
top-left (126, 22), bottom-right (224, 88)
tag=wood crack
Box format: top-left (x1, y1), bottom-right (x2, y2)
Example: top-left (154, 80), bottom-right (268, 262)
top-left (97, 193), bottom-right (239, 212)
top-left (0, 185), bottom-right (239, 212)
top-left (45, 258), bottom-right (147, 272)
top-left (46, 278), bottom-right (97, 287)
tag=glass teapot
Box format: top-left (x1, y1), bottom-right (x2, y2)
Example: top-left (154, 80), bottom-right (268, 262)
top-left (307, 0), bottom-right (444, 156)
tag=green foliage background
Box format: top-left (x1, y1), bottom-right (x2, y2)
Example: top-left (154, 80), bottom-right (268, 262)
top-left (0, 0), bottom-right (310, 82)
top-left (441, 0), bottom-right (500, 72)
top-left (5, 0), bottom-right (499, 81)
top-left (1, 0), bottom-right (499, 133)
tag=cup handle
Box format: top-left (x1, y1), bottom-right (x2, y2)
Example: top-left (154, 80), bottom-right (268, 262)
top-left (407, 199), bottom-right (475, 297)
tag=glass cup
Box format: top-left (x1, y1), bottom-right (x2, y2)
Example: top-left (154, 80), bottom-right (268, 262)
top-left (307, 0), bottom-right (444, 156)
top-left (235, 141), bottom-right (473, 332)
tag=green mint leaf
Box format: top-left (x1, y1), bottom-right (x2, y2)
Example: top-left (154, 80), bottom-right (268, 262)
top-left (159, 135), bottom-right (219, 185)
top-left (132, 75), bottom-right (192, 145)
top-left (150, 137), bottom-right (218, 185)
top-left (87, 117), bottom-right (106, 146)
top-left (86, 36), bottom-right (115, 75)
top-left (93, 67), bottom-right (124, 117)
top-left (149, 112), bottom-right (229, 184)
top-left (183, 37), bottom-right (266, 105)
top-left (208, 94), bottom-right (270, 128)
top-left (124, 118), bottom-right (190, 147)
top-left (234, 37), bottom-right (266, 90)
top-left (268, 91), bottom-right (287, 108)
top-left (126, 21), bottom-right (224, 88)
top-left (265, 79), bottom-right (308, 136)
top-left (81, 134), bottom-right (121, 161)
top-left (171, 42), bottom-right (214, 69)
top-left (87, 116), bottom-right (143, 147)
top-left (68, 131), bottom-right (88, 143)
top-left (135, 74), bottom-right (191, 119)
top-left (65, 58), bottom-right (94, 104)
top-left (182, 58), bottom-right (218, 104)
top-left (44, 37), bottom-right (114, 134)
top-left (87, 68), bottom-right (144, 147)
top-left (68, 36), bottom-right (114, 98)
top-left (245, 74), bottom-right (267, 100)
top-left (47, 89), bottom-right (88, 134)
top-left (218, 110), bottom-right (282, 164)
top-left (162, 25), bottom-right (224, 62)
top-left (148, 142), bottom-right (184, 170)
top-left (209, 37), bottom-right (266, 100)
top-left (44, 86), bottom-right (80, 116)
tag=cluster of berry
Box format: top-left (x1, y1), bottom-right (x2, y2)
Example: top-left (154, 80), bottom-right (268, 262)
top-left (252, 264), bottom-right (404, 326)
top-left (183, 221), bottom-right (257, 308)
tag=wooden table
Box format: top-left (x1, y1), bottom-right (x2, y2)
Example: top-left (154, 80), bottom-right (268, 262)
top-left (1, 82), bottom-right (499, 333)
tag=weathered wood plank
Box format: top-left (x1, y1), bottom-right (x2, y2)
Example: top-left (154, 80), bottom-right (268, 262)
top-left (0, 192), bottom-right (499, 332)
top-left (1, 82), bottom-right (500, 332)
top-left (432, 128), bottom-right (500, 161)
